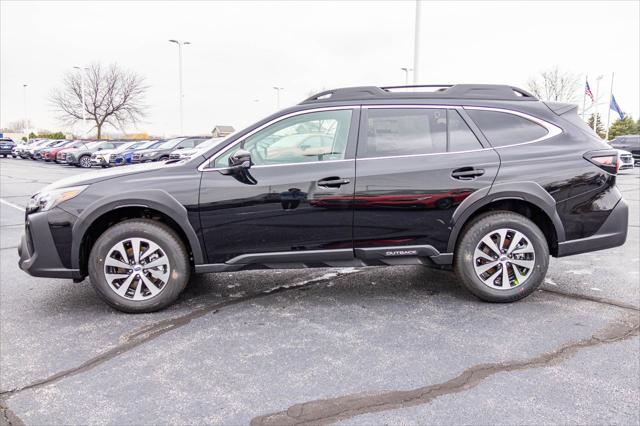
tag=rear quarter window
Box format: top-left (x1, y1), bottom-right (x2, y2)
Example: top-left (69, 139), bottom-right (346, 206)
top-left (466, 109), bottom-right (548, 147)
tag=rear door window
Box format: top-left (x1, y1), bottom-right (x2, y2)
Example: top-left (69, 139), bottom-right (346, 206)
top-left (466, 109), bottom-right (548, 146)
top-left (359, 108), bottom-right (447, 158)
top-left (447, 110), bottom-right (483, 152)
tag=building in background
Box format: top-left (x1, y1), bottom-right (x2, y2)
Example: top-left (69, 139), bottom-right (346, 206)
top-left (211, 125), bottom-right (235, 138)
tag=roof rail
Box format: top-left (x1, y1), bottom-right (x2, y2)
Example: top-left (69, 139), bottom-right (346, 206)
top-left (301, 84), bottom-right (537, 104)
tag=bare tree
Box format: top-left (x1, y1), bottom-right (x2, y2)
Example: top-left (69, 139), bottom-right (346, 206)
top-left (50, 63), bottom-right (147, 139)
top-left (2, 119), bottom-right (32, 132)
top-left (526, 66), bottom-right (580, 103)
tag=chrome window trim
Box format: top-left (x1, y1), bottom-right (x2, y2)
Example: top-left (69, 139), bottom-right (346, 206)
top-left (463, 106), bottom-right (563, 148)
top-left (198, 106), bottom-right (360, 172)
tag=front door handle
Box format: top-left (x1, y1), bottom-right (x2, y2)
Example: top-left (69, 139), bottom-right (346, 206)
top-left (451, 167), bottom-right (485, 180)
top-left (317, 177), bottom-right (351, 188)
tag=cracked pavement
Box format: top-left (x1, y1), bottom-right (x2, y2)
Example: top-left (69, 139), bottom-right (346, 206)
top-left (0, 159), bottom-right (638, 425)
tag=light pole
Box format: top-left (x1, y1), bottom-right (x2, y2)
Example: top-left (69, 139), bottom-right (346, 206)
top-left (401, 67), bottom-right (412, 85)
top-left (22, 84), bottom-right (28, 137)
top-left (73, 66), bottom-right (89, 136)
top-left (593, 75), bottom-right (603, 133)
top-left (412, 0), bottom-right (422, 84)
top-left (273, 87), bottom-right (284, 109)
top-left (169, 39), bottom-right (191, 134)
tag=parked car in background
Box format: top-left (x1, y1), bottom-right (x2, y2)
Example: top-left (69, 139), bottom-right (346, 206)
top-left (0, 137), bottom-right (16, 157)
top-left (40, 140), bottom-right (72, 162)
top-left (14, 139), bottom-right (44, 158)
top-left (44, 140), bottom-right (76, 162)
top-left (111, 140), bottom-right (159, 166)
top-left (616, 149), bottom-right (635, 170)
top-left (90, 141), bottom-right (136, 167)
top-left (27, 140), bottom-right (60, 160)
top-left (132, 136), bottom-right (208, 163)
top-left (168, 138), bottom-right (224, 160)
top-left (66, 141), bottom-right (126, 168)
top-left (609, 135), bottom-right (639, 166)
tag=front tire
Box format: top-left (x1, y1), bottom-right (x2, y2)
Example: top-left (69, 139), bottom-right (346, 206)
top-left (454, 211), bottom-right (549, 303)
top-left (88, 219), bottom-right (191, 313)
top-left (79, 155), bottom-right (92, 168)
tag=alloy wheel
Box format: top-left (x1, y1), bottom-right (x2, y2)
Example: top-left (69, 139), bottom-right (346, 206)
top-left (103, 237), bottom-right (171, 301)
top-left (473, 228), bottom-right (535, 290)
top-left (80, 156), bottom-right (92, 168)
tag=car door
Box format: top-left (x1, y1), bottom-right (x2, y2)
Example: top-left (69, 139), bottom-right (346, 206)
top-left (353, 106), bottom-right (500, 255)
top-left (198, 107), bottom-right (360, 264)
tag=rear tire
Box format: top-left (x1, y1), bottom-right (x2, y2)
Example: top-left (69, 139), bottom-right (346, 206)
top-left (88, 219), bottom-right (191, 313)
top-left (454, 211), bottom-right (549, 303)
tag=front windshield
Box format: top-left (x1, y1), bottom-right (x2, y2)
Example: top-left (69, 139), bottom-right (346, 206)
top-left (114, 142), bottom-right (138, 152)
top-left (197, 138), bottom-right (224, 151)
top-left (156, 138), bottom-right (184, 149)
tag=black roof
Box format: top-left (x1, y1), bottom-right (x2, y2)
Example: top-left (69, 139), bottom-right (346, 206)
top-left (301, 84), bottom-right (537, 104)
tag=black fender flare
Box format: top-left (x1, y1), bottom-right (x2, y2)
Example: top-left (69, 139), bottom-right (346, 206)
top-left (70, 189), bottom-right (205, 271)
top-left (446, 181), bottom-right (566, 253)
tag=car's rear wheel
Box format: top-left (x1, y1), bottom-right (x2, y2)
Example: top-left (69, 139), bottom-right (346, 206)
top-left (454, 211), bottom-right (549, 303)
top-left (88, 219), bottom-right (191, 313)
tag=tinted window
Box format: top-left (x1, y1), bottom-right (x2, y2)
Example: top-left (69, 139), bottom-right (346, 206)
top-left (467, 109), bottom-right (548, 146)
top-left (214, 109), bottom-right (352, 167)
top-left (448, 110), bottom-right (482, 152)
top-left (360, 108), bottom-right (446, 158)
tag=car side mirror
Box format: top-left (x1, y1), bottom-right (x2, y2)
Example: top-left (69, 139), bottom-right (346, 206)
top-left (219, 149), bottom-right (252, 175)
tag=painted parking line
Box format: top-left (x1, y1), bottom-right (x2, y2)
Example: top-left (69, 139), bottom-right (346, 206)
top-left (0, 199), bottom-right (25, 211)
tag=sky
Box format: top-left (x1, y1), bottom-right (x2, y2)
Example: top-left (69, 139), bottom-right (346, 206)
top-left (1, 0), bottom-right (639, 137)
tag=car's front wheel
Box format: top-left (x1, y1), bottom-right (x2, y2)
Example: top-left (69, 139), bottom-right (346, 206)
top-left (454, 211), bottom-right (549, 303)
top-left (88, 219), bottom-right (191, 313)
top-left (78, 155), bottom-right (92, 168)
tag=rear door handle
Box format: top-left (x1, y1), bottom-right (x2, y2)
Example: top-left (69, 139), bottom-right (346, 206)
top-left (451, 167), bottom-right (485, 180)
top-left (317, 177), bottom-right (351, 188)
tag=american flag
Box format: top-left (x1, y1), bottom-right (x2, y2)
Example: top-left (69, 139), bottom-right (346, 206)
top-left (585, 80), bottom-right (595, 102)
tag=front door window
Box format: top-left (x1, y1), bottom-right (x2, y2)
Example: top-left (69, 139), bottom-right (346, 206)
top-left (214, 109), bottom-right (352, 167)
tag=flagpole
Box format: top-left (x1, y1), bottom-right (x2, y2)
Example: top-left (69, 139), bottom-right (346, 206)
top-left (605, 72), bottom-right (614, 141)
top-left (582, 75), bottom-right (587, 120)
top-left (593, 75), bottom-right (603, 133)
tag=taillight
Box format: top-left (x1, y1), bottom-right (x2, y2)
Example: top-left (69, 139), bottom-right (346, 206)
top-left (584, 150), bottom-right (618, 174)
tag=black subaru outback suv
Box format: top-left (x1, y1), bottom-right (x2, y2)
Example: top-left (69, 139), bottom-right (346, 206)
top-left (18, 84), bottom-right (628, 313)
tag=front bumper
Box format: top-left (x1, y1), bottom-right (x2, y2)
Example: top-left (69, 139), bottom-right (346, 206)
top-left (0, 147), bottom-right (14, 155)
top-left (18, 208), bottom-right (82, 279)
top-left (557, 197), bottom-right (628, 257)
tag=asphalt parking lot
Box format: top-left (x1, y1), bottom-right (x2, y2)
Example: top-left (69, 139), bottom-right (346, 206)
top-left (0, 158), bottom-right (638, 425)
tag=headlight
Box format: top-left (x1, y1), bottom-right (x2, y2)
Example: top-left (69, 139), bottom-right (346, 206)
top-left (27, 185), bottom-right (88, 213)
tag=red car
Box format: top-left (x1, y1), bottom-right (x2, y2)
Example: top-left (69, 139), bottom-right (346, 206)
top-left (42, 140), bottom-right (74, 162)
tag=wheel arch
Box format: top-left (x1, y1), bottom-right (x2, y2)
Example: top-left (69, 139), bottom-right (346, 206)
top-left (447, 181), bottom-right (565, 256)
top-left (71, 189), bottom-right (205, 276)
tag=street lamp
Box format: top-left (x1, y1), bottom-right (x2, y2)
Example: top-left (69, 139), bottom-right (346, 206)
top-left (22, 84), bottom-right (28, 137)
top-left (401, 67), bottom-right (413, 85)
top-left (413, 0), bottom-right (422, 84)
top-left (273, 87), bottom-right (284, 109)
top-left (169, 39), bottom-right (191, 134)
top-left (73, 66), bottom-right (89, 136)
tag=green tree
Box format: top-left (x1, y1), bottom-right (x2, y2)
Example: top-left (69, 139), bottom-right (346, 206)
top-left (607, 115), bottom-right (637, 140)
top-left (587, 113), bottom-right (606, 138)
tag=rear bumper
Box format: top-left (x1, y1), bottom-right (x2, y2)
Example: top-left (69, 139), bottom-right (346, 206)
top-left (18, 209), bottom-right (82, 279)
top-left (556, 198), bottom-right (628, 257)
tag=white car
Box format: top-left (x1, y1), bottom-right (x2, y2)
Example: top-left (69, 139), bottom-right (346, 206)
top-left (90, 141), bottom-right (140, 167)
top-left (616, 149), bottom-right (634, 171)
top-left (168, 137), bottom-right (224, 160)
